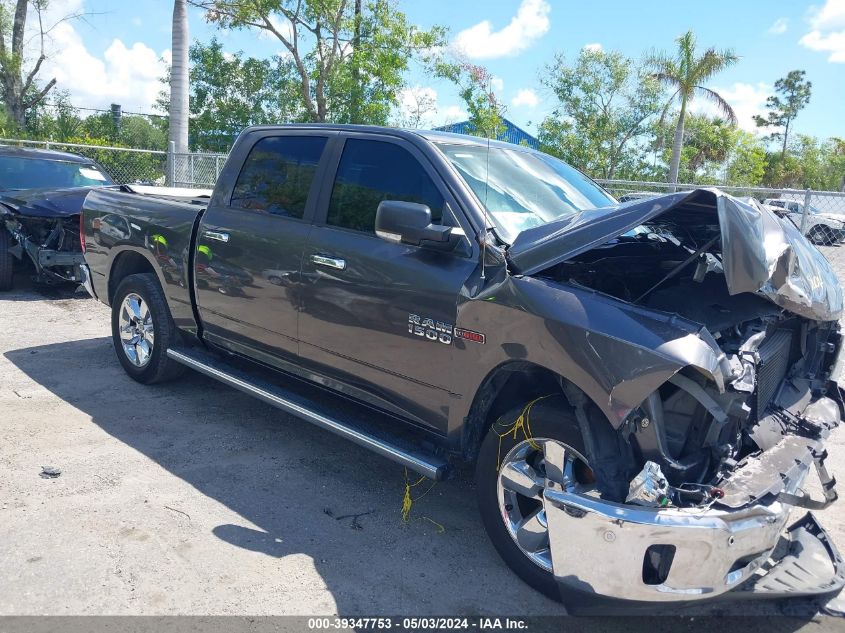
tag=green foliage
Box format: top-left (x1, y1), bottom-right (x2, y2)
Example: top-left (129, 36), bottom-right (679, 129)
top-left (434, 60), bottom-right (504, 139)
top-left (726, 130), bottom-right (767, 186)
top-left (537, 48), bottom-right (663, 179)
top-left (158, 37), bottom-right (302, 151)
top-left (647, 30), bottom-right (739, 184)
top-left (762, 135), bottom-right (844, 190)
top-left (753, 70), bottom-right (812, 157)
top-left (190, 0), bottom-right (445, 124)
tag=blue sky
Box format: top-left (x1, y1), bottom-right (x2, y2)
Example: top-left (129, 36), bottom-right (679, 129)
top-left (44, 0), bottom-right (845, 140)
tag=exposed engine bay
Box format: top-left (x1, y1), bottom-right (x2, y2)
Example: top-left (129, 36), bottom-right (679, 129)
top-left (2, 212), bottom-right (84, 284)
top-left (539, 196), bottom-right (843, 512)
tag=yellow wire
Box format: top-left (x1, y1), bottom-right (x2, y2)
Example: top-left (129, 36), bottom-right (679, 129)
top-left (493, 395), bottom-right (552, 471)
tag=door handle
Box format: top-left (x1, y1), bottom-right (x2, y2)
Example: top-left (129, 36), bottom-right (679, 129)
top-left (312, 254), bottom-right (346, 271)
top-left (204, 230), bottom-right (230, 243)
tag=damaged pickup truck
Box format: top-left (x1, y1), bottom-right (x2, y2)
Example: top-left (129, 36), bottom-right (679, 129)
top-left (79, 125), bottom-right (845, 610)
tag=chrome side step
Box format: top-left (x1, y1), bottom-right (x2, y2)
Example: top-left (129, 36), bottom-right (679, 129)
top-left (166, 347), bottom-right (448, 480)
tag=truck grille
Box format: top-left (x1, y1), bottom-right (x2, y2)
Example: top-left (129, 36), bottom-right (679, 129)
top-left (756, 329), bottom-right (793, 415)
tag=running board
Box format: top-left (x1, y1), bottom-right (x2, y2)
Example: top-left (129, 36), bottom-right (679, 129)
top-left (166, 347), bottom-right (449, 480)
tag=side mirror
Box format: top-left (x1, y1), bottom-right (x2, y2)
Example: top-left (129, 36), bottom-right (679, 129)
top-left (375, 200), bottom-right (456, 250)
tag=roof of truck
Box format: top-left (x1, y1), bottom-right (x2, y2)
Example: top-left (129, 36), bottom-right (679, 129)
top-left (0, 144), bottom-right (95, 163)
top-left (239, 123), bottom-right (530, 152)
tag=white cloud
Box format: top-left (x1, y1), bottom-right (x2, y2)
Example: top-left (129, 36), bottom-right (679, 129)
top-left (583, 42), bottom-right (603, 52)
top-left (801, 0), bottom-right (845, 62)
top-left (511, 88), bottom-right (539, 108)
top-left (440, 105), bottom-right (468, 124)
top-left (768, 17), bottom-right (788, 34)
top-left (396, 86), bottom-right (467, 128)
top-left (42, 21), bottom-right (169, 111)
top-left (809, 0), bottom-right (845, 29)
top-left (13, 0), bottom-right (169, 112)
top-left (453, 0), bottom-right (550, 60)
top-left (690, 82), bottom-right (771, 133)
top-left (491, 76), bottom-right (504, 92)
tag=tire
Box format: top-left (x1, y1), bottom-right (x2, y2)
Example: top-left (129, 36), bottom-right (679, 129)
top-left (807, 225), bottom-right (830, 246)
top-left (475, 395), bottom-right (592, 603)
top-left (0, 228), bottom-right (14, 291)
top-left (111, 273), bottom-right (185, 384)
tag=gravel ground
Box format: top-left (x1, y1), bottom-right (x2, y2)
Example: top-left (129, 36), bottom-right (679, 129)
top-left (1, 264), bottom-right (844, 623)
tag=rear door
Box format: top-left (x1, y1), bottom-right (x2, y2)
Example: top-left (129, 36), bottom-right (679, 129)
top-left (298, 134), bottom-right (478, 432)
top-left (195, 131), bottom-right (331, 359)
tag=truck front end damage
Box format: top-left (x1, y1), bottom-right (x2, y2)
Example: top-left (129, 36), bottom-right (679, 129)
top-left (0, 188), bottom-right (95, 285)
top-left (507, 189), bottom-right (845, 606)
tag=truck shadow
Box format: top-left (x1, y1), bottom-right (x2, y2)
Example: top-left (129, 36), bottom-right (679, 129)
top-left (4, 337), bottom-right (565, 617)
top-left (2, 269), bottom-right (90, 302)
top-left (2, 337), bottom-right (826, 626)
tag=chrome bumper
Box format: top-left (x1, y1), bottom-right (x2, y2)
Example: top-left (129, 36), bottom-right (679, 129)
top-left (544, 440), bottom-right (842, 604)
top-left (78, 263), bottom-right (97, 300)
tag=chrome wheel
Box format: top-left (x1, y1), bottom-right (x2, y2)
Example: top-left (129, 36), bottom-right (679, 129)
top-left (496, 438), bottom-right (594, 572)
top-left (118, 292), bottom-right (155, 367)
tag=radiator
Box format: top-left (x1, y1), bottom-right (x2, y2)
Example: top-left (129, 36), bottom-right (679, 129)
top-left (756, 329), bottom-right (793, 415)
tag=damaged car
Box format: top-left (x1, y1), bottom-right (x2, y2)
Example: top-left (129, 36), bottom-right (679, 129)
top-left (0, 145), bottom-right (115, 290)
top-left (78, 126), bottom-right (844, 611)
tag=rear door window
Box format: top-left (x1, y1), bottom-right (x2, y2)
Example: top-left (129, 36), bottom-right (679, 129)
top-left (230, 136), bottom-right (327, 218)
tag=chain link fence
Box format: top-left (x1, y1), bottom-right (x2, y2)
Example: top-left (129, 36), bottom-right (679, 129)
top-left (170, 151), bottom-right (227, 189)
top-left (0, 138), bottom-right (228, 189)
top-left (596, 179), bottom-right (845, 284)
top-left (5, 137), bottom-right (845, 275)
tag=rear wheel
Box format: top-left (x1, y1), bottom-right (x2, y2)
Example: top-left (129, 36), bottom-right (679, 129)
top-left (475, 396), bottom-right (597, 602)
top-left (0, 228), bottom-right (14, 291)
top-left (111, 273), bottom-right (185, 384)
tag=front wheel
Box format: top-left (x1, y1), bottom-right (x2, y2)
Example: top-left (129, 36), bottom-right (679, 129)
top-left (475, 396), bottom-right (597, 602)
top-left (111, 273), bottom-right (185, 384)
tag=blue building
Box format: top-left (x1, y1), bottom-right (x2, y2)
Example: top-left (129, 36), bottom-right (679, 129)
top-left (433, 117), bottom-right (539, 149)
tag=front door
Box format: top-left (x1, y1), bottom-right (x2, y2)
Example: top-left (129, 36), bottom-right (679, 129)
top-left (195, 132), bottom-right (330, 359)
top-left (298, 135), bottom-right (478, 432)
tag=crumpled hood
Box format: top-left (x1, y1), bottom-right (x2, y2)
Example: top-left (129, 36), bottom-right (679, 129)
top-left (0, 186), bottom-right (108, 218)
top-left (507, 188), bottom-right (843, 322)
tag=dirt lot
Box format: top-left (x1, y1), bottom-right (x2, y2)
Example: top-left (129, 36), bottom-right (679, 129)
top-left (1, 268), bottom-right (845, 622)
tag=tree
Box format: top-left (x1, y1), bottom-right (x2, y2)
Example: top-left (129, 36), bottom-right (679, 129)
top-left (726, 130), bottom-right (767, 186)
top-left (189, 0), bottom-right (444, 124)
top-left (435, 60), bottom-right (504, 139)
top-left (647, 30), bottom-right (738, 186)
top-left (0, 0), bottom-right (81, 127)
top-left (158, 38), bottom-right (302, 151)
top-left (537, 48), bottom-right (663, 179)
top-left (392, 86), bottom-right (437, 129)
top-left (169, 0), bottom-right (190, 154)
top-left (753, 70), bottom-right (812, 159)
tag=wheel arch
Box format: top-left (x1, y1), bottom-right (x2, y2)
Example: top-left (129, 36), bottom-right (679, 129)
top-left (107, 248), bottom-right (163, 305)
top-left (459, 360), bottom-right (615, 463)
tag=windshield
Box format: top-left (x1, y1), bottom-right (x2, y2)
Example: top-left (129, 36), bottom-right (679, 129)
top-left (0, 155), bottom-right (113, 191)
top-left (436, 143), bottom-right (615, 242)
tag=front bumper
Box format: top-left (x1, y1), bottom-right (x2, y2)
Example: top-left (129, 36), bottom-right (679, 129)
top-left (544, 419), bottom-right (843, 605)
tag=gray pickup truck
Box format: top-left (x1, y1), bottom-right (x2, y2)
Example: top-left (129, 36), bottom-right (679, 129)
top-left (80, 124), bottom-right (845, 611)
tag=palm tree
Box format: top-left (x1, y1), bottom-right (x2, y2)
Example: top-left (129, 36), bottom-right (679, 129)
top-left (169, 0), bottom-right (189, 173)
top-left (648, 30), bottom-right (738, 187)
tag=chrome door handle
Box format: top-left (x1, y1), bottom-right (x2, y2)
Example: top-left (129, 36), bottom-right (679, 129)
top-left (204, 230), bottom-right (230, 243)
top-left (312, 254), bottom-right (346, 271)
